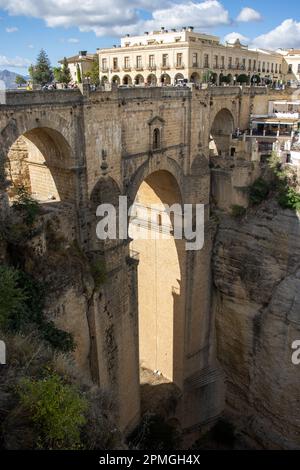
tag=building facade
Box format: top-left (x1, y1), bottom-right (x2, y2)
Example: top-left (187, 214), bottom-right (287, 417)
top-left (280, 49), bottom-right (300, 86)
top-left (97, 27), bottom-right (284, 87)
top-left (59, 51), bottom-right (97, 83)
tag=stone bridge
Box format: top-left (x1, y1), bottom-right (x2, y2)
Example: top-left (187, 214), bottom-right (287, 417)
top-left (0, 85), bottom-right (269, 434)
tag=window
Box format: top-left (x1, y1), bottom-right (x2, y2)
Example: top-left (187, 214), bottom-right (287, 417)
top-left (124, 57), bottom-right (130, 69)
top-left (275, 64), bottom-right (278, 73)
top-left (221, 56), bottom-right (225, 68)
top-left (253, 60), bottom-right (256, 71)
top-left (176, 53), bottom-right (183, 67)
top-left (248, 59), bottom-right (251, 71)
top-left (149, 54), bottom-right (155, 67)
top-left (235, 57), bottom-right (239, 68)
top-left (101, 58), bottom-right (107, 70)
top-left (204, 54), bottom-right (209, 68)
top-left (153, 128), bottom-right (160, 150)
top-left (298, 64), bottom-right (300, 74)
top-left (228, 57), bottom-right (232, 68)
top-left (192, 52), bottom-right (198, 67)
top-left (271, 63), bottom-right (274, 73)
top-left (162, 54), bottom-right (169, 67)
top-left (288, 64), bottom-right (293, 73)
top-left (136, 56), bottom-right (142, 69)
top-left (113, 57), bottom-right (118, 70)
top-left (214, 55), bottom-right (218, 68)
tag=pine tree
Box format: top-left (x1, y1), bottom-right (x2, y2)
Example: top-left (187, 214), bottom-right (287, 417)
top-left (89, 61), bottom-right (100, 86)
top-left (30, 49), bottom-right (52, 86)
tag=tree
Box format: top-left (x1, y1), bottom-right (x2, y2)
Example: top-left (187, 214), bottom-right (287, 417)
top-left (76, 64), bottom-right (82, 84)
top-left (15, 75), bottom-right (27, 87)
top-left (87, 60), bottom-right (100, 86)
top-left (60, 57), bottom-right (72, 84)
top-left (53, 67), bottom-right (63, 83)
top-left (237, 74), bottom-right (249, 84)
top-left (29, 49), bottom-right (52, 86)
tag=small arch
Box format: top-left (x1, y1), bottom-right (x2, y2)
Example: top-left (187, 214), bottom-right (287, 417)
top-left (210, 108), bottom-right (235, 157)
top-left (174, 73), bottom-right (184, 84)
top-left (134, 74), bottom-right (144, 85)
top-left (111, 75), bottom-right (120, 85)
top-left (147, 74), bottom-right (157, 86)
top-left (101, 75), bottom-right (108, 86)
top-left (161, 73), bottom-right (171, 85)
top-left (123, 75), bottom-right (132, 85)
top-left (153, 128), bottom-right (161, 150)
top-left (190, 72), bottom-right (200, 84)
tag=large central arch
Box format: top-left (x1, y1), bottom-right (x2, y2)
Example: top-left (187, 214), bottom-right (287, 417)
top-left (129, 170), bottom-right (186, 387)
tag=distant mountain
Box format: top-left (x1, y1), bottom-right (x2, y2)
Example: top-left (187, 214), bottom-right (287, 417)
top-left (0, 69), bottom-right (29, 89)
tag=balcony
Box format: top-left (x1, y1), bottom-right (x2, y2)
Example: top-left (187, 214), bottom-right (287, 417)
top-left (135, 66), bottom-right (144, 71)
top-left (160, 64), bottom-right (170, 70)
top-left (148, 65), bottom-right (156, 71)
top-left (175, 63), bottom-right (185, 69)
top-left (112, 67), bottom-right (120, 72)
top-left (101, 67), bottom-right (108, 73)
top-left (123, 66), bottom-right (131, 72)
top-left (192, 62), bottom-right (198, 68)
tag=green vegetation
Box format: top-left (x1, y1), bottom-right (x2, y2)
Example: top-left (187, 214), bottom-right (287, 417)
top-left (53, 57), bottom-right (72, 85)
top-left (19, 374), bottom-right (87, 449)
top-left (236, 74), bottom-right (249, 84)
top-left (0, 264), bottom-right (74, 352)
top-left (231, 205), bottom-right (246, 218)
top-left (29, 49), bottom-right (53, 86)
top-left (76, 64), bottom-right (82, 84)
top-left (84, 61), bottom-right (100, 86)
top-left (249, 178), bottom-right (270, 205)
top-left (268, 151), bottom-right (300, 211)
top-left (15, 75), bottom-right (27, 87)
top-left (12, 185), bottom-right (40, 226)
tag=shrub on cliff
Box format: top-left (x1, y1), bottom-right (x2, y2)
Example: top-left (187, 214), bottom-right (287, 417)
top-left (249, 178), bottom-right (270, 205)
top-left (18, 374), bottom-right (87, 449)
top-left (0, 264), bottom-right (74, 352)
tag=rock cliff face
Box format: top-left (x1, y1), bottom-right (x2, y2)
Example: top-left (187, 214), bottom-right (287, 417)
top-left (213, 200), bottom-right (300, 449)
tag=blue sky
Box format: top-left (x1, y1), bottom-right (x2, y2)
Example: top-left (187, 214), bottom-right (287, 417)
top-left (0, 0), bottom-right (300, 74)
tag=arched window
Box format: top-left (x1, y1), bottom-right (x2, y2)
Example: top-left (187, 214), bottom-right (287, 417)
top-left (153, 128), bottom-right (160, 150)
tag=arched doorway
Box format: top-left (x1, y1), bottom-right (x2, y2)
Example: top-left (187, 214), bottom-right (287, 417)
top-left (111, 75), bottom-right (120, 85)
top-left (190, 72), bottom-right (200, 84)
top-left (147, 74), bottom-right (157, 86)
top-left (209, 108), bottom-right (235, 157)
top-left (129, 170), bottom-right (185, 386)
top-left (134, 74), bottom-right (144, 85)
top-left (101, 75), bottom-right (108, 86)
top-left (174, 73), bottom-right (184, 85)
top-left (4, 127), bottom-right (75, 203)
top-left (123, 75), bottom-right (132, 85)
top-left (161, 73), bottom-right (171, 85)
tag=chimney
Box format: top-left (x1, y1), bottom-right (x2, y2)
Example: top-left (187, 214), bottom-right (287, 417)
top-left (182, 27), bottom-right (187, 31)
top-left (188, 26), bottom-right (194, 32)
top-left (125, 33), bottom-right (130, 37)
top-left (144, 31), bottom-right (149, 35)
top-left (161, 26), bottom-right (165, 32)
top-left (79, 50), bottom-right (87, 57)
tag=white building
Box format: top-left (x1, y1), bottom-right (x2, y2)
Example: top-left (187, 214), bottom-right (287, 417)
top-left (97, 27), bottom-right (284, 87)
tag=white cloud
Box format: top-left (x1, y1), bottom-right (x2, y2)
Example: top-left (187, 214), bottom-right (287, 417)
top-left (0, 0), bottom-right (230, 37)
top-left (67, 38), bottom-right (79, 43)
top-left (252, 19), bottom-right (300, 50)
top-left (237, 7), bottom-right (261, 23)
top-left (0, 55), bottom-right (31, 67)
top-left (5, 26), bottom-right (18, 33)
top-left (28, 44), bottom-right (34, 48)
top-left (224, 32), bottom-right (249, 44)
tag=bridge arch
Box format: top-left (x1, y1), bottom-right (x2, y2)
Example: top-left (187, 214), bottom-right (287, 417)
top-left (128, 164), bottom-right (186, 388)
top-left (209, 108), bottom-right (235, 157)
top-left (1, 117), bottom-right (76, 203)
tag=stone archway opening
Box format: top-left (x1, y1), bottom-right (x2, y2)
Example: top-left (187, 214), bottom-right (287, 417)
top-left (147, 74), bottom-right (157, 86)
top-left (4, 127), bottom-right (75, 204)
top-left (123, 75), bottom-right (132, 85)
top-left (209, 108), bottom-right (235, 157)
top-left (129, 170), bottom-right (186, 399)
